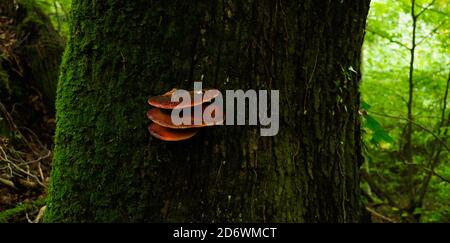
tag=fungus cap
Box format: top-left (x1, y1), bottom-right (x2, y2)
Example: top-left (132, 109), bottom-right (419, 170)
top-left (148, 88), bottom-right (220, 109)
top-left (148, 122), bottom-right (199, 141)
top-left (147, 104), bottom-right (223, 129)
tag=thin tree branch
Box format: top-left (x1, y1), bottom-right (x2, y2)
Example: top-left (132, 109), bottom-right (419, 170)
top-left (369, 111), bottom-right (450, 153)
top-left (423, 8), bottom-right (450, 17)
top-left (366, 28), bottom-right (410, 50)
top-left (414, 0), bottom-right (450, 17)
top-left (416, 20), bottom-right (448, 46)
top-left (415, 0), bottom-right (436, 18)
top-left (404, 162), bottom-right (450, 184)
top-left (366, 207), bottom-right (397, 223)
top-left (361, 171), bottom-right (399, 207)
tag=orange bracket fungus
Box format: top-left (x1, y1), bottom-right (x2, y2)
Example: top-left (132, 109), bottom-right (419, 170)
top-left (147, 88), bottom-right (223, 141)
top-left (148, 123), bottom-right (199, 142)
top-left (147, 104), bottom-right (223, 129)
top-left (148, 88), bottom-right (220, 109)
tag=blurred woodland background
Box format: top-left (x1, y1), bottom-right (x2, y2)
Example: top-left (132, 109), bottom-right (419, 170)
top-left (0, 0), bottom-right (449, 222)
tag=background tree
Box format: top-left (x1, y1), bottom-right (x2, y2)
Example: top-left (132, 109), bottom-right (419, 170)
top-left (45, 0), bottom-right (371, 222)
top-left (0, 0), bottom-right (64, 130)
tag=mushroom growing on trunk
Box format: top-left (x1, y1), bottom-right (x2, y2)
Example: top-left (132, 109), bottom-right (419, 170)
top-left (147, 88), bottom-right (222, 141)
top-left (147, 103), bottom-right (223, 129)
top-left (148, 88), bottom-right (220, 109)
top-left (148, 123), bottom-right (199, 142)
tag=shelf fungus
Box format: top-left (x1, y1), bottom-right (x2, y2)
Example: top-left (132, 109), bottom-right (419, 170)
top-left (148, 123), bottom-right (199, 142)
top-left (147, 88), bottom-right (223, 141)
top-left (148, 88), bottom-right (220, 109)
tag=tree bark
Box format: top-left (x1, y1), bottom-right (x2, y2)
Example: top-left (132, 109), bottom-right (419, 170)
top-left (45, 0), bottom-right (370, 223)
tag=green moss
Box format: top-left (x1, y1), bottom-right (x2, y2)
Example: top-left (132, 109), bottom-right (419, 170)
top-left (0, 198), bottom-right (46, 223)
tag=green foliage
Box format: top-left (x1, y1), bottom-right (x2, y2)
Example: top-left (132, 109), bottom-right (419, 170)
top-left (362, 113), bottom-right (395, 145)
top-left (29, 0), bottom-right (71, 37)
top-left (361, 101), bottom-right (395, 145)
top-left (362, 0), bottom-right (450, 222)
top-left (0, 198), bottom-right (45, 223)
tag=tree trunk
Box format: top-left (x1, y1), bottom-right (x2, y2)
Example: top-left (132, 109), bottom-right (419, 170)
top-left (45, 0), bottom-right (370, 222)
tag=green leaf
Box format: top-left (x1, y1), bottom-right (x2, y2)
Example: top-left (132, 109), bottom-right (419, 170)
top-left (363, 114), bottom-right (395, 145)
top-left (361, 101), bottom-right (371, 110)
top-left (413, 208), bottom-right (423, 215)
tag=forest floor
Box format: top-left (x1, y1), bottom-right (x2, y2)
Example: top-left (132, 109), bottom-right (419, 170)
top-left (0, 4), bottom-right (57, 223)
top-left (0, 103), bottom-right (53, 223)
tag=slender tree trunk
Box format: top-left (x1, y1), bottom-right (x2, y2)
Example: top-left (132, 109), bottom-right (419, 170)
top-left (404, 0), bottom-right (418, 217)
top-left (45, 0), bottom-right (370, 222)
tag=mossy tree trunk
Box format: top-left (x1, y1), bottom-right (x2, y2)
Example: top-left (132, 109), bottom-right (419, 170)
top-left (45, 0), bottom-right (370, 222)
